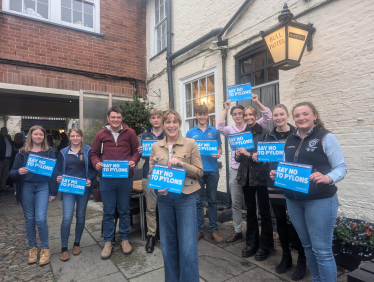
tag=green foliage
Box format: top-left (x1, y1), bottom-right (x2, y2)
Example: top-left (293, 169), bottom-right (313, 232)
top-left (119, 95), bottom-right (155, 136)
top-left (84, 120), bottom-right (105, 146)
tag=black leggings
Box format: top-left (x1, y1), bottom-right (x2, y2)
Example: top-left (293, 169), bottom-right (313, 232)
top-left (272, 203), bottom-right (305, 258)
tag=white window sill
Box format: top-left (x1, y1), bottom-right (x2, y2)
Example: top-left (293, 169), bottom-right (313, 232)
top-left (0, 10), bottom-right (103, 37)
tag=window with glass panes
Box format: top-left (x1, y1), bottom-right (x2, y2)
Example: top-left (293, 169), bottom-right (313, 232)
top-left (10, 0), bottom-right (49, 20)
top-left (154, 0), bottom-right (167, 54)
top-left (184, 74), bottom-right (216, 131)
top-left (239, 50), bottom-right (278, 86)
top-left (61, 0), bottom-right (94, 28)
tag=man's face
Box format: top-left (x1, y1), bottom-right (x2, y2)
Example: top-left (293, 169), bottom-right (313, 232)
top-left (231, 109), bottom-right (244, 124)
top-left (1, 128), bottom-right (8, 137)
top-left (150, 115), bottom-right (162, 129)
top-left (107, 112), bottom-right (122, 129)
top-left (195, 113), bottom-right (208, 126)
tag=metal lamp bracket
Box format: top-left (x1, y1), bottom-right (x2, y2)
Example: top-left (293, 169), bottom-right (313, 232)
top-left (147, 89), bottom-right (161, 99)
top-left (306, 23), bottom-right (316, 51)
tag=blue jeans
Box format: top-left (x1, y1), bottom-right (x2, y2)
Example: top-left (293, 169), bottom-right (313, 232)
top-left (197, 171), bottom-right (219, 233)
top-left (286, 194), bottom-right (339, 282)
top-left (158, 192), bottom-right (199, 282)
top-left (21, 182), bottom-right (49, 249)
top-left (99, 177), bottom-right (133, 242)
top-left (61, 188), bottom-right (90, 247)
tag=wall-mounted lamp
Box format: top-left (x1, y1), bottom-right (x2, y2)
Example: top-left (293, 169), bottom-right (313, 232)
top-left (261, 3), bottom-right (316, 71)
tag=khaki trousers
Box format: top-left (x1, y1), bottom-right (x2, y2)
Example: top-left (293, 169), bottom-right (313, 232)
top-left (142, 178), bottom-right (157, 237)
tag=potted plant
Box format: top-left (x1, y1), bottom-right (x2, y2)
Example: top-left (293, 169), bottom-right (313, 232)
top-left (333, 215), bottom-right (374, 270)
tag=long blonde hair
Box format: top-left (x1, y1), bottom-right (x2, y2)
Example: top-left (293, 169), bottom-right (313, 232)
top-left (22, 126), bottom-right (49, 153)
top-left (68, 128), bottom-right (84, 161)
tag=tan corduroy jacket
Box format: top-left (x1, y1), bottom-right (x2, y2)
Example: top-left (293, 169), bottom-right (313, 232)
top-left (147, 133), bottom-right (203, 194)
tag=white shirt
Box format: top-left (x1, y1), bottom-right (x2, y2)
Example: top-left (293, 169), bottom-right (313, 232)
top-left (106, 125), bottom-right (123, 143)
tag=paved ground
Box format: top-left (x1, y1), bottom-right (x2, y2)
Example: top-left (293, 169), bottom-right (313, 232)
top-left (0, 192), bottom-right (349, 282)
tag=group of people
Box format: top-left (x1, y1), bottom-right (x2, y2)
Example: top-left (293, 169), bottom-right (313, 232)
top-left (9, 96), bottom-right (346, 282)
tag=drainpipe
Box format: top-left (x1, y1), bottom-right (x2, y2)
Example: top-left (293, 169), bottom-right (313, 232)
top-left (217, 0), bottom-right (251, 206)
top-left (166, 0), bottom-right (173, 109)
top-left (166, 28), bottom-right (223, 109)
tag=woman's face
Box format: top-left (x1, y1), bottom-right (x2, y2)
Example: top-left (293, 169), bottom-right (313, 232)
top-left (32, 129), bottom-right (45, 145)
top-left (244, 109), bottom-right (257, 127)
top-left (69, 131), bottom-right (82, 146)
top-left (293, 105), bottom-right (317, 131)
top-left (273, 108), bottom-right (289, 128)
top-left (164, 114), bottom-right (181, 138)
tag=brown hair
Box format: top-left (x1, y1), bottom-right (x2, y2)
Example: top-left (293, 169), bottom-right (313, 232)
top-left (195, 105), bottom-right (209, 115)
top-left (68, 128), bottom-right (84, 161)
top-left (230, 104), bottom-right (245, 115)
top-left (149, 108), bottom-right (163, 118)
top-left (292, 102), bottom-right (326, 130)
top-left (163, 109), bottom-right (182, 125)
top-left (107, 106), bottom-right (123, 117)
top-left (272, 104), bottom-right (289, 115)
top-left (244, 106), bottom-right (258, 118)
top-left (23, 126), bottom-right (49, 153)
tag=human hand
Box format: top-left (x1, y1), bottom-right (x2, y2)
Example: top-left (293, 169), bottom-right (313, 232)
top-left (19, 167), bottom-right (29, 175)
top-left (270, 170), bottom-right (276, 180)
top-left (224, 100), bottom-right (231, 110)
top-left (158, 188), bottom-right (168, 196)
top-left (238, 148), bottom-right (249, 157)
top-left (49, 196), bottom-right (56, 202)
top-left (86, 180), bottom-right (91, 187)
top-left (138, 146), bottom-right (143, 154)
top-left (129, 161), bottom-right (136, 169)
top-left (168, 158), bottom-right (183, 168)
top-left (56, 176), bottom-right (63, 183)
top-left (252, 94), bottom-right (259, 104)
top-left (212, 154), bottom-right (221, 159)
top-left (95, 162), bottom-right (103, 171)
top-left (309, 172), bottom-right (331, 184)
top-left (252, 153), bottom-right (258, 162)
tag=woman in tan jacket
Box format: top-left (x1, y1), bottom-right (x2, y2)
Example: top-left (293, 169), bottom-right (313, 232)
top-left (148, 109), bottom-right (203, 282)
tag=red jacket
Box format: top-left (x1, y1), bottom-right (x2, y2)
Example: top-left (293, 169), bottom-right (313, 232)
top-left (90, 123), bottom-right (140, 178)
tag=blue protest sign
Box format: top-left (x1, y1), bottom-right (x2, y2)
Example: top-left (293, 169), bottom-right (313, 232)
top-left (58, 175), bottom-right (87, 195)
top-left (227, 83), bottom-right (252, 102)
top-left (257, 141), bottom-right (285, 162)
top-left (25, 154), bottom-right (56, 177)
top-left (274, 162), bottom-right (312, 194)
top-left (102, 160), bottom-right (129, 178)
top-left (195, 140), bottom-right (218, 156)
top-left (142, 140), bottom-right (157, 157)
top-left (228, 131), bottom-right (255, 151)
top-left (148, 164), bottom-right (186, 194)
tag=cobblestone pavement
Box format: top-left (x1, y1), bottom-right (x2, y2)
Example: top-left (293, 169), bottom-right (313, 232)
top-left (0, 193), bottom-right (54, 282)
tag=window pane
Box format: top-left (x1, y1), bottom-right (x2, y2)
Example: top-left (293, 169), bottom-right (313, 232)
top-left (160, 3), bottom-right (165, 20)
top-left (186, 101), bottom-right (193, 118)
top-left (155, 8), bottom-right (159, 24)
top-left (185, 84), bottom-right (192, 100)
top-left (38, 0), bottom-right (48, 4)
top-left (73, 10), bottom-right (83, 24)
top-left (192, 81), bottom-right (199, 99)
top-left (253, 53), bottom-right (265, 70)
top-left (199, 78), bottom-right (206, 97)
top-left (241, 59), bottom-right (251, 73)
top-left (267, 67), bottom-right (278, 82)
top-left (209, 115), bottom-right (216, 127)
top-left (241, 74), bottom-right (251, 84)
top-left (162, 35), bottom-right (166, 50)
top-left (157, 39), bottom-right (161, 53)
top-left (62, 0), bottom-right (71, 8)
top-left (267, 51), bottom-right (274, 65)
top-left (161, 21), bottom-right (166, 37)
top-left (208, 94), bottom-right (215, 114)
top-left (84, 13), bottom-right (93, 28)
top-left (10, 0), bottom-right (22, 12)
top-left (73, 0), bottom-right (82, 11)
top-left (84, 2), bottom-right (94, 14)
top-left (193, 99), bottom-right (199, 112)
top-left (188, 119), bottom-right (196, 130)
top-left (37, 3), bottom-right (48, 19)
top-left (24, 0), bottom-right (35, 10)
top-left (155, 0), bottom-right (159, 8)
top-left (207, 75), bottom-right (214, 94)
top-left (254, 70), bottom-right (265, 86)
top-left (61, 7), bottom-right (71, 22)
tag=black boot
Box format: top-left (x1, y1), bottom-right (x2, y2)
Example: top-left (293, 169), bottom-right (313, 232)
top-left (276, 252), bottom-right (292, 274)
top-left (292, 257), bottom-right (306, 281)
top-left (145, 235), bottom-right (155, 253)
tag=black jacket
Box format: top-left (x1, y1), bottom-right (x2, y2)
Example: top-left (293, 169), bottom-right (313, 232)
top-left (141, 127), bottom-right (165, 178)
top-left (0, 135), bottom-right (12, 161)
top-left (10, 149), bottom-right (57, 204)
top-left (235, 123), bottom-right (269, 187)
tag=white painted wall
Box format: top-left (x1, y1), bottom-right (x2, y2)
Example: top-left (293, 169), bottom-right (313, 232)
top-left (146, 0), bottom-right (374, 220)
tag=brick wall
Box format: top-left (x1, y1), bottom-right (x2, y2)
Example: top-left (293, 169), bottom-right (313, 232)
top-left (0, 0), bottom-right (147, 95)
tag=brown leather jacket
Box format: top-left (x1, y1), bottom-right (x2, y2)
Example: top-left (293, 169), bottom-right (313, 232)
top-left (147, 133), bottom-right (203, 194)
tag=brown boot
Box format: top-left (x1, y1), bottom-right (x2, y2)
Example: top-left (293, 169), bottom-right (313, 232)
top-left (211, 231), bottom-right (224, 243)
top-left (121, 240), bottom-right (132, 255)
top-left (60, 251), bottom-right (69, 262)
top-left (198, 233), bottom-right (204, 240)
top-left (28, 247), bottom-right (38, 264)
top-left (73, 246), bottom-right (81, 256)
top-left (225, 232), bottom-right (243, 243)
top-left (101, 241), bottom-right (113, 260)
top-left (39, 249), bottom-right (51, 266)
